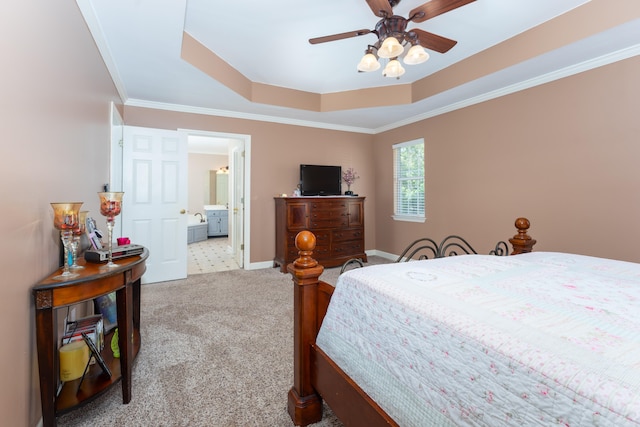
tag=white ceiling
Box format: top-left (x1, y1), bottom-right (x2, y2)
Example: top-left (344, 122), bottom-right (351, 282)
top-left (78, 0), bottom-right (640, 133)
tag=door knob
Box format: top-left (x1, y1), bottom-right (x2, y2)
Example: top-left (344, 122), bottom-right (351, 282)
top-left (180, 209), bottom-right (186, 214)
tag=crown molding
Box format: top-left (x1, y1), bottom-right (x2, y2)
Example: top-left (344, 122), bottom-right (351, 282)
top-left (128, 44), bottom-right (639, 135)
top-left (124, 99), bottom-right (377, 134)
top-left (76, 0), bottom-right (128, 102)
top-left (373, 43), bottom-right (640, 133)
top-left (78, 0), bottom-right (639, 135)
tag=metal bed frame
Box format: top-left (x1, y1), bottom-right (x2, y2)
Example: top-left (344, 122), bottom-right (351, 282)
top-left (340, 235), bottom-right (509, 274)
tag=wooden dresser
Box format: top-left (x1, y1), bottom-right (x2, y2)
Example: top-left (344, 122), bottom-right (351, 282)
top-left (274, 196), bottom-right (366, 272)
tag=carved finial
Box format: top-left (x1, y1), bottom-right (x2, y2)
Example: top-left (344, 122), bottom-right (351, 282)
top-left (509, 217), bottom-right (536, 255)
top-left (514, 217), bottom-right (531, 239)
top-left (293, 231), bottom-right (318, 269)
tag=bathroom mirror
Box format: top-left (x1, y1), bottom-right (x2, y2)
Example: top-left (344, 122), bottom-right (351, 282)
top-left (209, 169), bottom-right (229, 206)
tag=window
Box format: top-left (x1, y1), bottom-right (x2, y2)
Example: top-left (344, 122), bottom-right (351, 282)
top-left (393, 139), bottom-right (425, 222)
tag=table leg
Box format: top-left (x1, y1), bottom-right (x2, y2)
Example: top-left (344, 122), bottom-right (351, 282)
top-left (116, 282), bottom-right (133, 403)
top-left (35, 304), bottom-right (57, 427)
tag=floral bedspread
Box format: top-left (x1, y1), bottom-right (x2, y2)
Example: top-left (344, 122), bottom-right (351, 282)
top-left (316, 252), bottom-right (640, 426)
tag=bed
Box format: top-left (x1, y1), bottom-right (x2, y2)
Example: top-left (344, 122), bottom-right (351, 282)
top-left (287, 218), bottom-right (640, 426)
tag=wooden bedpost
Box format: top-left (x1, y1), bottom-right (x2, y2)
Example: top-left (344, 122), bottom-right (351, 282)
top-left (288, 231), bottom-right (324, 426)
top-left (509, 217), bottom-right (537, 254)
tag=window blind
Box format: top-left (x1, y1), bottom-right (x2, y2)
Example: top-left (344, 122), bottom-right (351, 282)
top-left (393, 139), bottom-right (425, 218)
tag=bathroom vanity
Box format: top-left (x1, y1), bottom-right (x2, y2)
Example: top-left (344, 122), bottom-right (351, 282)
top-left (205, 205), bottom-right (228, 237)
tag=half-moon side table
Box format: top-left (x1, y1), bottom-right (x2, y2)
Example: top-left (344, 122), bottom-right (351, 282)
top-left (33, 248), bottom-right (148, 427)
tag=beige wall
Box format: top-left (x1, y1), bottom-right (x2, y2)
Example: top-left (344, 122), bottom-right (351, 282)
top-left (122, 107), bottom-right (377, 263)
top-left (188, 153), bottom-right (228, 214)
top-left (5, 1), bottom-right (639, 426)
top-left (125, 56), bottom-right (640, 267)
top-left (373, 56), bottom-right (640, 263)
top-left (2, 1), bottom-right (122, 425)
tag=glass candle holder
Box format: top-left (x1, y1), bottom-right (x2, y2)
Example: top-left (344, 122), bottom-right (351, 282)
top-left (70, 210), bottom-right (88, 269)
top-left (98, 192), bottom-right (124, 268)
top-left (50, 202), bottom-right (83, 280)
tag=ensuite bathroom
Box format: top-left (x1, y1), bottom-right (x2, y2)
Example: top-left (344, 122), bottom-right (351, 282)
top-left (186, 138), bottom-right (239, 275)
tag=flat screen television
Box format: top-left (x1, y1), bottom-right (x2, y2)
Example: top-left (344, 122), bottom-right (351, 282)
top-left (299, 164), bottom-right (342, 196)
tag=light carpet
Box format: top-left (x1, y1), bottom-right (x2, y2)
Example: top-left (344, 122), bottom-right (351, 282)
top-left (57, 257), bottom-right (388, 426)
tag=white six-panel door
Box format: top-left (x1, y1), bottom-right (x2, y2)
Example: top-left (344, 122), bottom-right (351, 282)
top-left (122, 126), bottom-right (188, 283)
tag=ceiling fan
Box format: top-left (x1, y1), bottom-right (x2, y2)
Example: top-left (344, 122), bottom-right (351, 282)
top-left (309, 0), bottom-right (476, 77)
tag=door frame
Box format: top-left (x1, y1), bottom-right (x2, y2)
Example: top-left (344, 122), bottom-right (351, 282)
top-left (180, 129), bottom-right (251, 270)
top-left (109, 102), bottom-right (124, 238)
top-left (113, 126), bottom-right (251, 273)
top-left (230, 146), bottom-right (244, 268)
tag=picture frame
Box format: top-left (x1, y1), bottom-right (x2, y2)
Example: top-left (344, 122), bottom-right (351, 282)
top-left (94, 292), bottom-right (117, 333)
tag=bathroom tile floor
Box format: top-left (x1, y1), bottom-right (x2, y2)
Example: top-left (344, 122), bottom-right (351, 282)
top-left (188, 236), bottom-right (240, 275)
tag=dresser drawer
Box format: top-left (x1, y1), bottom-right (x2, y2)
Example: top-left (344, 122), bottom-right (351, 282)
top-left (286, 231), bottom-right (330, 246)
top-left (332, 240), bottom-right (364, 257)
top-left (332, 228), bottom-right (364, 242)
top-left (287, 244), bottom-right (330, 259)
top-left (310, 201), bottom-right (347, 211)
top-left (310, 208), bottom-right (347, 220)
top-left (310, 218), bottom-right (348, 229)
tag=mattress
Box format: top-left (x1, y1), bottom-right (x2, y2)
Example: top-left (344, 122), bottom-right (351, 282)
top-left (316, 252), bottom-right (640, 426)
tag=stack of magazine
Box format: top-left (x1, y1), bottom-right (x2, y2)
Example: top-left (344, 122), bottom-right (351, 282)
top-left (62, 314), bottom-right (104, 351)
top-left (61, 314), bottom-right (112, 386)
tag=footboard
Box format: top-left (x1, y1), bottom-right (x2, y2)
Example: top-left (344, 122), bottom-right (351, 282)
top-left (288, 218), bottom-right (536, 426)
top-left (287, 230), bottom-right (395, 426)
top-left (287, 231), bottom-right (325, 425)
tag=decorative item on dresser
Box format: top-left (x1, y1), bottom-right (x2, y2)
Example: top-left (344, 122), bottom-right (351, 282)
top-left (274, 196), bottom-right (366, 273)
top-left (342, 167), bottom-right (359, 196)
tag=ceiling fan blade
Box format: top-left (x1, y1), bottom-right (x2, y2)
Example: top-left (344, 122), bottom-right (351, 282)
top-left (410, 0), bottom-right (476, 23)
top-left (366, 0), bottom-right (393, 18)
top-left (309, 29), bottom-right (372, 45)
top-left (412, 28), bottom-right (457, 53)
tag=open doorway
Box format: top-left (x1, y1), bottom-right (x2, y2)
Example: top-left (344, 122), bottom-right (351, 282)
top-left (117, 125), bottom-right (250, 281)
top-left (185, 131), bottom-right (249, 275)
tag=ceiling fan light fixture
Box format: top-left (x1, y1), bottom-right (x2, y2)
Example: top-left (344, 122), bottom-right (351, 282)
top-left (383, 59), bottom-right (405, 78)
top-left (403, 44), bottom-right (430, 65)
top-left (378, 37), bottom-right (404, 59)
top-left (357, 53), bottom-right (381, 72)
top-left (309, 0), bottom-right (475, 80)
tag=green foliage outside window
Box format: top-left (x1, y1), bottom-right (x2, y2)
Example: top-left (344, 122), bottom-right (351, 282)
top-left (394, 141), bottom-right (425, 217)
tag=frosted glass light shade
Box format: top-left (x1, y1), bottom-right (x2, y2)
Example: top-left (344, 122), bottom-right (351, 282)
top-left (357, 53), bottom-right (381, 72)
top-left (383, 59), bottom-right (405, 78)
top-left (403, 44), bottom-right (430, 65)
top-left (378, 37), bottom-right (404, 58)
